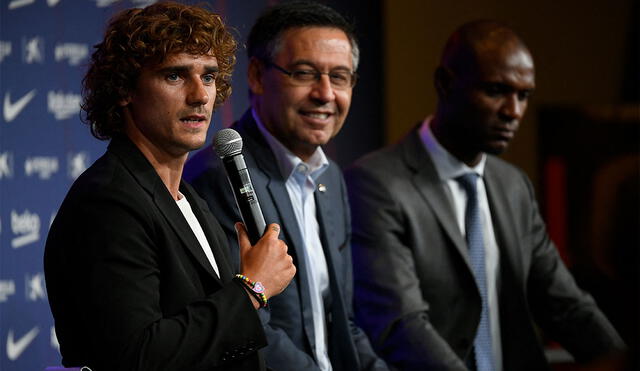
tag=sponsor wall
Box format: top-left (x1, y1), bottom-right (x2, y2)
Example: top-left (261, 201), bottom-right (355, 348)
top-left (0, 0), bottom-right (271, 369)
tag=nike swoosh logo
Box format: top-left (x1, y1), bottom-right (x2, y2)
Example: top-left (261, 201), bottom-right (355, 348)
top-left (8, 0), bottom-right (35, 10)
top-left (3, 90), bottom-right (37, 123)
top-left (7, 327), bottom-right (39, 361)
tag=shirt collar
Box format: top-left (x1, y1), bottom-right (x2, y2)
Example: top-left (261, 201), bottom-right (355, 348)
top-left (252, 107), bottom-right (329, 181)
top-left (419, 115), bottom-right (486, 180)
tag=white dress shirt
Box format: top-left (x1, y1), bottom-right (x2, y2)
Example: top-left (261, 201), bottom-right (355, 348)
top-left (253, 109), bottom-right (333, 371)
top-left (420, 116), bottom-right (503, 371)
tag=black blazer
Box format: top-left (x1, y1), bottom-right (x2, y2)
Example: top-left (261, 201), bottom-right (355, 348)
top-left (345, 127), bottom-right (625, 371)
top-left (185, 110), bottom-right (389, 371)
top-left (44, 136), bottom-right (267, 371)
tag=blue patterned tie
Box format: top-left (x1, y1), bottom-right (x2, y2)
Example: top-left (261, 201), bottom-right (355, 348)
top-left (457, 173), bottom-right (495, 371)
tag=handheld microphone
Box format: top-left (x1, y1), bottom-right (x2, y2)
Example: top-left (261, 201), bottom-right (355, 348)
top-left (214, 128), bottom-right (267, 245)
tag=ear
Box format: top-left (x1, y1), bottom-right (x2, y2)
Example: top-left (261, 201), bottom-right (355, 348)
top-left (247, 57), bottom-right (265, 95)
top-left (434, 66), bottom-right (453, 100)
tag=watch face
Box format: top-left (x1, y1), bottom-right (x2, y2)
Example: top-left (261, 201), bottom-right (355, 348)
top-left (253, 282), bottom-right (265, 293)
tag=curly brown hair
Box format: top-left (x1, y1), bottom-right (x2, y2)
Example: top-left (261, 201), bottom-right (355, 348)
top-left (81, 1), bottom-right (237, 140)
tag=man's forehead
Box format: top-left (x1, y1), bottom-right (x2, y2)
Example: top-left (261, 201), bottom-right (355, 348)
top-left (150, 51), bottom-right (219, 69)
top-left (473, 46), bottom-right (534, 82)
top-left (275, 27), bottom-right (352, 68)
top-left (279, 27), bottom-right (350, 51)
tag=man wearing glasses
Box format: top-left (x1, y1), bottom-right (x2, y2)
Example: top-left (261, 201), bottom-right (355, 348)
top-left (185, 2), bottom-right (388, 371)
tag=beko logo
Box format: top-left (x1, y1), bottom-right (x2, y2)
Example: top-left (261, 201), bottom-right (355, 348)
top-left (48, 90), bottom-right (81, 120)
top-left (6, 327), bottom-right (39, 361)
top-left (25, 156), bottom-right (59, 179)
top-left (0, 280), bottom-right (16, 303)
top-left (55, 43), bottom-right (89, 66)
top-left (0, 152), bottom-right (14, 179)
top-left (11, 209), bottom-right (40, 248)
top-left (25, 272), bottom-right (46, 301)
top-left (68, 152), bottom-right (89, 180)
top-left (23, 36), bottom-right (44, 64)
top-left (4, 90), bottom-right (37, 122)
top-left (0, 41), bottom-right (11, 62)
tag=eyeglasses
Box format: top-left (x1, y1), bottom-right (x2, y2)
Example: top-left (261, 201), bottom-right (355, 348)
top-left (266, 62), bottom-right (357, 89)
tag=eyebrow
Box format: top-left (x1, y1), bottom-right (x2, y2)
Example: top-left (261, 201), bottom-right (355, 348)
top-left (158, 65), bottom-right (219, 74)
top-left (291, 60), bottom-right (352, 72)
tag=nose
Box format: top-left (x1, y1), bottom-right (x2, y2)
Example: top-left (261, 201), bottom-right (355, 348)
top-left (500, 93), bottom-right (526, 122)
top-left (187, 79), bottom-right (210, 106)
top-left (309, 74), bottom-right (336, 104)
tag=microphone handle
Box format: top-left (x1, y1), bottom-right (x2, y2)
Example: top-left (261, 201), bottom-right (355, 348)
top-left (223, 154), bottom-right (267, 245)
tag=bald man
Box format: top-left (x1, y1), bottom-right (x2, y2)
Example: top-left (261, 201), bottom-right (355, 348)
top-left (345, 20), bottom-right (625, 371)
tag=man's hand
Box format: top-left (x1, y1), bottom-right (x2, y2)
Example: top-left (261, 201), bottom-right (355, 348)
top-left (236, 222), bottom-right (295, 300)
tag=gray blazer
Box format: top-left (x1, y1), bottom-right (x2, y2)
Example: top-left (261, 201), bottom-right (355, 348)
top-left (344, 126), bottom-right (624, 371)
top-left (185, 110), bottom-right (388, 371)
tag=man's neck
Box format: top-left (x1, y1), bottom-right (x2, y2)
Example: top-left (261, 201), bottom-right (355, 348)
top-left (148, 158), bottom-right (185, 201)
top-left (431, 113), bottom-right (483, 167)
top-left (125, 131), bottom-right (186, 201)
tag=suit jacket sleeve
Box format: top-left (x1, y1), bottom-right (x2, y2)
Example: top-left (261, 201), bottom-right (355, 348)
top-left (345, 164), bottom-right (467, 371)
top-left (45, 171), bottom-right (266, 371)
top-left (189, 163), bottom-right (323, 371)
top-left (514, 170), bottom-right (625, 362)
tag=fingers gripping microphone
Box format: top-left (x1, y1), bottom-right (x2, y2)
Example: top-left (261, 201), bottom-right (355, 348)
top-left (214, 128), bottom-right (267, 245)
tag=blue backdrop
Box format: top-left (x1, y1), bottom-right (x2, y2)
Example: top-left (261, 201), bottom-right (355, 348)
top-left (0, 0), bottom-right (383, 369)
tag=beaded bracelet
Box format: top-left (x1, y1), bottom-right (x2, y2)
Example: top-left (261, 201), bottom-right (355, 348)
top-left (234, 274), bottom-right (268, 308)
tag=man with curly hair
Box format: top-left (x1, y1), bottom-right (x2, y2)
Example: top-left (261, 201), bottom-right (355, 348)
top-left (44, 2), bottom-right (295, 370)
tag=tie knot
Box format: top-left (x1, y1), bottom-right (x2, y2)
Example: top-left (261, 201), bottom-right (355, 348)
top-left (456, 172), bottom-right (479, 195)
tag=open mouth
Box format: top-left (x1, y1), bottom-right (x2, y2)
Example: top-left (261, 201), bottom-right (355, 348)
top-left (180, 115), bottom-right (207, 125)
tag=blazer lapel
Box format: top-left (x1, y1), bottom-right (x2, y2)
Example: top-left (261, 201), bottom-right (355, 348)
top-left (237, 113), bottom-right (317, 348)
top-left (152, 178), bottom-right (223, 282)
top-left (110, 136), bottom-right (222, 283)
top-left (483, 160), bottom-right (525, 287)
top-left (181, 182), bottom-right (234, 281)
top-left (314, 174), bottom-right (360, 368)
top-left (314, 171), bottom-right (338, 295)
top-left (403, 130), bottom-right (472, 269)
top-left (237, 113), bottom-right (309, 269)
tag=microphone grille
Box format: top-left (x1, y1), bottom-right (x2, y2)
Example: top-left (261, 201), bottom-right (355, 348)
top-left (214, 128), bottom-right (243, 158)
